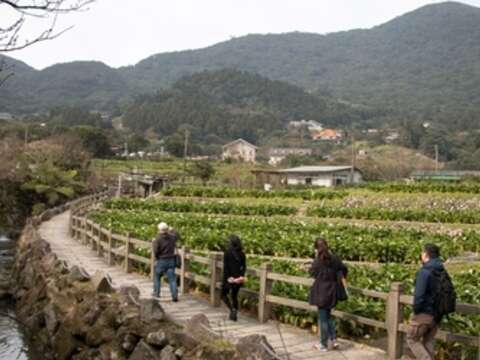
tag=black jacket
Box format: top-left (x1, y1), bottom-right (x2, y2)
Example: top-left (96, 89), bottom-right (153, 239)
top-left (413, 257), bottom-right (444, 315)
top-left (308, 255), bottom-right (348, 309)
top-left (223, 248), bottom-right (246, 284)
top-left (153, 231), bottom-right (180, 260)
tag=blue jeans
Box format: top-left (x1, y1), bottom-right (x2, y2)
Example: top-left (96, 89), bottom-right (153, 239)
top-left (318, 308), bottom-right (336, 347)
top-left (153, 258), bottom-right (178, 300)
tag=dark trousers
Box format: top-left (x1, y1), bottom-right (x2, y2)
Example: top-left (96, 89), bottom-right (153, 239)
top-left (318, 308), bottom-right (336, 347)
top-left (221, 283), bottom-right (240, 310)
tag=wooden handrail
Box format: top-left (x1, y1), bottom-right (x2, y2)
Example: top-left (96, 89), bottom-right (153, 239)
top-left (67, 194), bottom-right (480, 359)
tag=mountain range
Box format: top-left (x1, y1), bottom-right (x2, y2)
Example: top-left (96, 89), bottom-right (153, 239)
top-left (0, 1), bottom-right (479, 129)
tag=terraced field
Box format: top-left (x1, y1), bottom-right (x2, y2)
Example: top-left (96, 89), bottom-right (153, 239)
top-left (90, 184), bottom-right (480, 359)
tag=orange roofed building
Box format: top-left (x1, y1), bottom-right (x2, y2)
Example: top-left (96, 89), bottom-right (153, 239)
top-left (311, 128), bottom-right (342, 141)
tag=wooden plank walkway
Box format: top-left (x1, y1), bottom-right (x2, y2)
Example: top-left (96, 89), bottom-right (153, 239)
top-left (39, 211), bottom-right (386, 360)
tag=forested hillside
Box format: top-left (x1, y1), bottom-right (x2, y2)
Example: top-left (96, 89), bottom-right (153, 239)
top-left (1, 2), bottom-right (479, 130)
top-left (122, 69), bottom-right (375, 144)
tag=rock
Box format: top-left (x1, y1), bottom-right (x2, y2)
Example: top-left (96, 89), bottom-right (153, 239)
top-left (91, 271), bottom-right (114, 293)
top-left (146, 330), bottom-right (169, 348)
top-left (174, 347), bottom-right (185, 359)
top-left (42, 252), bottom-right (58, 273)
top-left (236, 334), bottom-right (276, 360)
top-left (0, 289), bottom-right (10, 299)
top-left (140, 298), bottom-right (165, 322)
top-left (99, 343), bottom-right (128, 360)
top-left (159, 345), bottom-right (176, 360)
top-left (56, 259), bottom-right (70, 274)
top-left (122, 334), bottom-right (139, 353)
top-left (85, 306), bottom-right (119, 346)
top-left (86, 325), bottom-right (116, 347)
top-left (168, 332), bottom-right (199, 351)
top-left (70, 265), bottom-right (91, 282)
top-left (129, 340), bottom-right (161, 360)
top-left (119, 285), bottom-right (140, 306)
top-left (52, 324), bottom-right (81, 360)
top-left (184, 314), bottom-right (219, 343)
top-left (44, 302), bottom-right (61, 337)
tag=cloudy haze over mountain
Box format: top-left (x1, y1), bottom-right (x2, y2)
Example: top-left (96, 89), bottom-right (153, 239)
top-left (5, 0), bottom-right (480, 69)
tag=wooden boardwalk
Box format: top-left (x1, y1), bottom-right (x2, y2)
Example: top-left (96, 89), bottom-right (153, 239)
top-left (39, 211), bottom-right (386, 360)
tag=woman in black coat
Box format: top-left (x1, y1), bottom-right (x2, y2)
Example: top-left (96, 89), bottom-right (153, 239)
top-left (309, 238), bottom-right (348, 352)
top-left (222, 234), bottom-right (246, 321)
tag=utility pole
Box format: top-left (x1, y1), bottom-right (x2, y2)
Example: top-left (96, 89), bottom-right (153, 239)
top-left (434, 144), bottom-right (439, 173)
top-left (350, 128), bottom-right (356, 183)
top-left (183, 129), bottom-right (189, 183)
top-left (24, 123), bottom-right (29, 146)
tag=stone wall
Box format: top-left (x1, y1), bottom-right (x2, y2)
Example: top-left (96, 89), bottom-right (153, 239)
top-left (11, 221), bottom-right (275, 360)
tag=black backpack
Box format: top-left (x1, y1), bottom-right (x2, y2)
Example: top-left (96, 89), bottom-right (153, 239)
top-left (431, 269), bottom-right (456, 322)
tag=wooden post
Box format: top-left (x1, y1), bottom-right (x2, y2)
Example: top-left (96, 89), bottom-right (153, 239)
top-left (210, 252), bottom-right (222, 307)
top-left (82, 218), bottom-right (87, 245)
top-left (258, 263), bottom-right (273, 323)
top-left (386, 282), bottom-right (404, 360)
top-left (97, 230), bottom-right (104, 257)
top-left (150, 242), bottom-right (155, 281)
top-left (180, 247), bottom-right (190, 295)
top-left (107, 230), bottom-right (113, 265)
top-left (125, 233), bottom-right (131, 273)
top-left (90, 223), bottom-right (96, 251)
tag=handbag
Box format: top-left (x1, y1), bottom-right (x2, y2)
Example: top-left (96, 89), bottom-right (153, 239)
top-left (175, 253), bottom-right (182, 269)
top-left (336, 272), bottom-right (348, 302)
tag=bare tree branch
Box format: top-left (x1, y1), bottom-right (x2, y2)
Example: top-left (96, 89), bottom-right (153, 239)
top-left (0, 0), bottom-right (94, 52)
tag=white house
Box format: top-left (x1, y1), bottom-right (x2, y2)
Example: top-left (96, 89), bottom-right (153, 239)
top-left (278, 166), bottom-right (363, 187)
top-left (267, 148), bottom-right (313, 166)
top-left (222, 139), bottom-right (258, 163)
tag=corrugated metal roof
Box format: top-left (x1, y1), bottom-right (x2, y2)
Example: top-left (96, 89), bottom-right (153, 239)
top-left (278, 166), bottom-right (354, 173)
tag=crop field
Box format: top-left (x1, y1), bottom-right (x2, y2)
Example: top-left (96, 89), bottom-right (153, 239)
top-left (90, 183), bottom-right (480, 359)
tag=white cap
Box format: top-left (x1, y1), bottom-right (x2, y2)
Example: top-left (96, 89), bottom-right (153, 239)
top-left (158, 222), bottom-right (169, 232)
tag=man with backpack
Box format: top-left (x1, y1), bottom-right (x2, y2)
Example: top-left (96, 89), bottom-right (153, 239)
top-left (407, 244), bottom-right (456, 360)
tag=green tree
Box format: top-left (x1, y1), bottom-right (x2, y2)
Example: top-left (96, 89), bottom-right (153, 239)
top-left (68, 126), bottom-right (112, 158)
top-left (22, 161), bottom-right (85, 212)
top-left (189, 160), bottom-right (215, 185)
top-left (127, 134), bottom-right (149, 152)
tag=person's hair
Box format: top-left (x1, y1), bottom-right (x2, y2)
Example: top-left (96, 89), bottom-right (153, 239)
top-left (314, 237), bottom-right (331, 262)
top-left (423, 243), bottom-right (440, 259)
top-left (228, 234), bottom-right (243, 252)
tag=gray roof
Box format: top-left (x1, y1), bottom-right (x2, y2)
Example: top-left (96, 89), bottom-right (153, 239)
top-left (411, 170), bottom-right (480, 177)
top-left (222, 138), bottom-right (258, 149)
top-left (278, 166), bottom-right (355, 173)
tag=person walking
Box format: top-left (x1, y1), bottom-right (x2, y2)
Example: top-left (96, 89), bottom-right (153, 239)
top-left (407, 244), bottom-right (456, 360)
top-left (152, 222), bottom-right (180, 301)
top-left (221, 234), bottom-right (246, 321)
top-left (309, 238), bottom-right (348, 352)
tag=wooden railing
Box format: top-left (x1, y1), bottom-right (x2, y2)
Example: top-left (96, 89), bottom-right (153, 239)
top-left (68, 196), bottom-right (480, 360)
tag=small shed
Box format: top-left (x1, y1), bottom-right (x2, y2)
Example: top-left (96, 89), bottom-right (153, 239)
top-left (253, 165), bottom-right (362, 188)
top-left (117, 172), bottom-right (169, 197)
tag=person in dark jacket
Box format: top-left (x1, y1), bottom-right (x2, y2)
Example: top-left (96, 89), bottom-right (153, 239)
top-left (407, 244), bottom-right (443, 360)
top-left (221, 234), bottom-right (246, 321)
top-left (152, 222), bottom-right (180, 301)
top-left (309, 238), bottom-right (348, 352)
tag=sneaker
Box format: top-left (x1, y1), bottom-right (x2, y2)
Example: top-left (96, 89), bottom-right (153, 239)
top-left (331, 341), bottom-right (340, 350)
top-left (172, 297), bottom-right (178, 302)
top-left (229, 309), bottom-right (238, 321)
top-left (313, 344), bottom-right (328, 352)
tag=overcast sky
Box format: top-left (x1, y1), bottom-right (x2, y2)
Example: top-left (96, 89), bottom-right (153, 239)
top-left (4, 0), bottom-right (480, 70)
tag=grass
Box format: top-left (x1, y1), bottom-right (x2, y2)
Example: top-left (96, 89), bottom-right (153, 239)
top-left (91, 158), bottom-right (260, 185)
